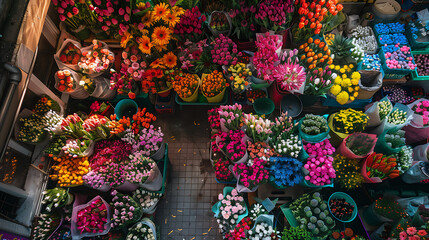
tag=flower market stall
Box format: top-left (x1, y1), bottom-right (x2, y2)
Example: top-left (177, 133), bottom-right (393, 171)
top-left (1, 0), bottom-right (429, 239)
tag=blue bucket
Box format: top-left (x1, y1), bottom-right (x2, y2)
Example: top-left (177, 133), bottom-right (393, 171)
top-left (328, 192), bottom-right (358, 223)
top-left (115, 99), bottom-right (138, 120)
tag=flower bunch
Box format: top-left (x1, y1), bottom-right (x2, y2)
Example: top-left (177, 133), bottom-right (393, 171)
top-left (274, 133), bottom-right (302, 158)
top-left (365, 153), bottom-right (400, 179)
top-left (217, 130), bottom-right (247, 163)
top-left (208, 108), bottom-right (221, 132)
top-left (177, 40), bottom-right (207, 71)
top-left (329, 66), bottom-right (361, 104)
top-left (42, 188), bottom-right (72, 212)
top-left (32, 212), bottom-right (62, 240)
top-left (294, 0), bottom-right (343, 39)
top-left (122, 125), bottom-right (163, 156)
top-left (92, 0), bottom-right (132, 33)
top-left (104, 161), bottom-right (126, 187)
top-left (133, 189), bottom-right (162, 210)
top-left (56, 70), bottom-right (77, 92)
top-left (124, 154), bottom-right (156, 184)
top-left (345, 133), bottom-right (376, 156)
top-left (304, 155), bottom-right (336, 186)
top-left (333, 155), bottom-right (362, 189)
top-left (247, 141), bottom-right (276, 162)
top-left (45, 135), bottom-right (67, 157)
top-left (300, 114), bottom-right (328, 136)
top-left (172, 73), bottom-right (199, 99)
top-left (227, 63), bottom-right (251, 93)
top-left (33, 95), bottom-right (60, 115)
top-left (202, 70), bottom-right (227, 98)
top-left (233, 158), bottom-right (269, 189)
top-left (270, 157), bottom-right (303, 187)
top-left (249, 204), bottom-right (268, 221)
top-left (82, 115), bottom-right (111, 140)
top-left (58, 42), bottom-right (81, 65)
top-left (225, 217), bottom-right (252, 240)
top-left (281, 227), bottom-right (312, 240)
top-left (216, 188), bottom-right (247, 232)
top-left (332, 228), bottom-right (366, 240)
top-left (272, 49), bottom-right (306, 92)
top-left (332, 109), bottom-right (368, 134)
top-left (385, 130), bottom-right (406, 149)
top-left (76, 197), bottom-right (109, 234)
top-left (243, 113), bottom-right (273, 142)
top-left (78, 40), bottom-right (114, 75)
top-left (61, 113), bottom-right (85, 139)
top-left (387, 109), bottom-right (408, 125)
top-left (246, 89), bottom-right (267, 103)
top-left (110, 190), bottom-right (142, 228)
top-left (83, 169), bottom-right (109, 189)
top-left (248, 221), bottom-right (279, 240)
top-left (304, 66), bottom-right (333, 96)
top-left (141, 68), bottom-right (173, 94)
top-left (351, 26), bottom-right (377, 53)
top-left (379, 100), bottom-right (393, 120)
top-left (62, 139), bottom-right (92, 158)
top-left (271, 112), bottom-right (295, 137)
top-left (90, 140), bottom-right (132, 170)
top-left (50, 156), bottom-right (89, 187)
top-left (255, 0), bottom-right (293, 32)
top-left (126, 221), bottom-right (156, 240)
top-left (210, 35), bottom-right (240, 66)
top-left (329, 198), bottom-right (355, 221)
top-left (110, 69), bottom-right (137, 97)
top-left (252, 32), bottom-right (282, 82)
top-left (393, 146), bottom-right (413, 174)
top-left (412, 100), bottom-right (429, 126)
top-left (79, 75), bottom-right (95, 94)
top-left (383, 85), bottom-right (414, 104)
top-left (209, 12), bottom-right (230, 33)
top-left (218, 103), bottom-right (243, 131)
top-left (298, 38), bottom-right (333, 72)
top-left (228, 0), bottom-right (258, 41)
top-left (108, 107), bottom-right (156, 135)
top-left (215, 158), bottom-right (234, 182)
top-left (303, 139), bottom-right (335, 157)
top-left (399, 227), bottom-right (428, 240)
top-left (114, 45), bottom-right (146, 86)
top-left (174, 6), bottom-right (206, 42)
top-left (383, 46), bottom-right (416, 71)
top-left (18, 114), bottom-right (46, 143)
top-left (373, 196), bottom-right (408, 220)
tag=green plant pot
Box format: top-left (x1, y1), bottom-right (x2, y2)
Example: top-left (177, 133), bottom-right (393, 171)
top-left (253, 98), bottom-right (275, 117)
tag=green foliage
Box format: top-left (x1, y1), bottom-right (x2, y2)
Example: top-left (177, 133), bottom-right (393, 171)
top-left (180, 0), bottom-right (199, 9)
top-left (282, 227), bottom-right (312, 240)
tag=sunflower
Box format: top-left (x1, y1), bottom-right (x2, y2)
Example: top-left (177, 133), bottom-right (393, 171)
top-left (120, 31), bottom-right (133, 48)
top-left (153, 3), bottom-right (170, 22)
top-left (141, 12), bottom-right (154, 27)
top-left (152, 26), bottom-right (171, 46)
top-left (138, 36), bottom-right (152, 55)
top-left (165, 12), bottom-right (180, 27)
top-left (162, 52), bottom-right (177, 69)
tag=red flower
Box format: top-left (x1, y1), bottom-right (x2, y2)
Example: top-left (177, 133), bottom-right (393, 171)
top-left (128, 91), bottom-right (136, 99)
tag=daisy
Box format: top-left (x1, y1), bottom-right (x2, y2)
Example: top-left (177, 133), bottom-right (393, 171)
top-left (152, 3), bottom-right (169, 22)
top-left (138, 36), bottom-right (152, 55)
top-left (162, 52), bottom-right (177, 69)
top-left (152, 26), bottom-right (171, 46)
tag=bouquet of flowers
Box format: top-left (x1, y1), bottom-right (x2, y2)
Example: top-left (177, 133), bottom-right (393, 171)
top-left (384, 130), bottom-right (406, 149)
top-left (218, 103), bottom-right (243, 131)
top-left (32, 212), bottom-right (62, 240)
top-left (33, 95), bottom-right (60, 115)
top-left (217, 130), bottom-right (247, 163)
top-left (273, 49), bottom-right (306, 93)
top-left (174, 6), bottom-right (206, 42)
top-left (247, 141), bottom-right (276, 163)
top-left (364, 153), bottom-right (400, 180)
top-left (379, 99), bottom-right (393, 120)
top-left (411, 99), bottom-right (429, 127)
top-left (243, 113), bottom-right (273, 142)
top-left (45, 135), bottom-right (67, 157)
top-left (82, 115), bottom-right (111, 140)
top-left (270, 157), bottom-right (303, 187)
top-left (248, 220), bottom-right (280, 240)
top-left (215, 188), bottom-right (247, 233)
top-left (233, 158), bottom-right (269, 191)
top-left (333, 155), bottom-right (363, 189)
top-left (201, 70), bottom-right (227, 98)
top-left (256, 0), bottom-right (293, 33)
top-left (104, 161), bottom-right (126, 188)
top-left (304, 66), bottom-right (334, 97)
top-left (121, 125), bottom-right (163, 156)
top-left (208, 107), bottom-right (221, 135)
top-left (215, 158), bottom-right (234, 182)
top-left (18, 114), bottom-right (47, 143)
top-left (387, 108), bottom-right (408, 125)
top-left (273, 133), bottom-right (302, 158)
top-left (79, 75), bottom-right (95, 94)
top-left (108, 108), bottom-right (156, 136)
top-left (172, 73), bottom-right (200, 101)
top-left (393, 146), bottom-right (413, 174)
top-left (329, 65), bottom-right (361, 104)
top-left (57, 42), bottom-right (81, 65)
top-left (304, 155), bottom-right (336, 186)
top-left (303, 139), bottom-right (336, 158)
top-left (133, 189), bottom-right (162, 212)
top-left (89, 140), bottom-right (132, 170)
top-left (211, 35), bottom-right (240, 67)
top-left (75, 197), bottom-right (110, 234)
top-left (373, 196), bottom-right (408, 220)
top-left (110, 190), bottom-right (143, 228)
top-left (343, 133), bottom-right (377, 157)
top-left (62, 139), bottom-right (92, 158)
top-left (61, 113), bottom-right (86, 139)
top-left (124, 154), bottom-right (157, 185)
top-left (50, 156), bottom-right (89, 187)
top-left (92, 0), bottom-right (132, 33)
top-left (43, 110), bottom-right (64, 135)
top-left (42, 188), bottom-right (72, 212)
top-left (329, 198), bottom-right (355, 221)
top-left (227, 63), bottom-right (252, 93)
top-left (126, 220), bottom-right (156, 240)
top-left (228, 0), bottom-right (258, 41)
top-left (300, 114), bottom-right (328, 137)
top-left (177, 40), bottom-right (207, 71)
top-left (78, 40), bottom-right (114, 75)
top-left (83, 169), bottom-right (109, 190)
top-left (249, 204), bottom-right (268, 221)
top-left (298, 38), bottom-right (333, 72)
top-left (55, 70), bottom-right (77, 92)
top-left (399, 227), bottom-right (428, 240)
top-left (247, 89), bottom-right (267, 103)
top-left (225, 217), bottom-right (252, 239)
top-left (331, 109), bottom-right (368, 134)
top-left (271, 112), bottom-right (295, 137)
top-left (252, 32), bottom-right (282, 82)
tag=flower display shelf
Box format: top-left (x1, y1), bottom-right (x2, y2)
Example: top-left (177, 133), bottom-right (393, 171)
top-left (175, 89), bottom-right (229, 110)
top-left (410, 49), bottom-right (429, 81)
top-left (378, 48), bottom-right (416, 79)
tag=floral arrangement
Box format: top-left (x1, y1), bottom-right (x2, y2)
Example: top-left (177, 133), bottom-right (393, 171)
top-left (121, 125), bottom-right (163, 155)
top-left (82, 115), bottom-right (111, 140)
top-left (62, 139), bottom-right (92, 158)
top-left (412, 100), bottom-right (429, 126)
top-left (218, 103), bottom-right (243, 131)
top-left (243, 113), bottom-right (273, 142)
top-left (333, 155), bottom-right (362, 189)
top-left (247, 141), bottom-right (276, 163)
top-left (57, 42), bottom-right (81, 65)
top-left (393, 146), bottom-right (413, 174)
top-left (174, 6), bottom-right (206, 42)
top-left (273, 133), bottom-right (302, 158)
top-left (215, 158), bottom-right (234, 182)
top-left (91, 0), bottom-right (132, 33)
top-left (211, 34), bottom-right (240, 66)
top-left (252, 32), bottom-right (282, 82)
top-left (110, 190), bottom-right (142, 228)
top-left (76, 197), bottom-right (109, 234)
top-left (126, 221), bottom-right (156, 240)
top-left (50, 156), bottom-right (89, 187)
top-left (331, 228), bottom-right (366, 240)
top-left (55, 70), bottom-right (77, 92)
top-left (303, 139), bottom-right (335, 157)
top-left (345, 133), bottom-right (376, 156)
top-left (373, 196), bottom-right (408, 220)
top-left (281, 227), bottom-right (312, 240)
top-left (202, 70), bottom-right (227, 98)
top-left (78, 40), bottom-right (114, 75)
top-left (224, 216), bottom-right (252, 240)
top-left (89, 140), bottom-right (132, 170)
top-left (83, 169), bottom-right (109, 189)
top-left (298, 37), bottom-right (333, 71)
top-left (133, 189), bottom-right (162, 210)
top-left (329, 198), bottom-right (355, 221)
top-left (329, 65), bottom-right (361, 104)
top-left (271, 112), bottom-right (295, 137)
top-left (387, 108), bottom-right (408, 125)
top-left (104, 161), bottom-right (126, 187)
top-left (273, 49), bottom-right (306, 92)
top-left (249, 204), bottom-right (268, 221)
top-left (384, 130), bottom-right (406, 149)
top-left (172, 72), bottom-right (199, 100)
top-left (365, 153), bottom-right (400, 179)
top-left (290, 192), bottom-right (336, 239)
top-left (33, 95), bottom-right (60, 115)
top-left (399, 227), bottom-right (428, 240)
top-left (32, 212), bottom-right (62, 240)
top-left (255, 0), bottom-right (293, 32)
top-left (141, 68), bottom-right (173, 94)
top-left (300, 114), bottom-right (328, 136)
top-left (108, 107), bottom-right (156, 136)
top-left (215, 188), bottom-right (247, 232)
top-left (208, 108), bottom-right (221, 134)
top-left (233, 158), bottom-right (269, 190)
top-left (42, 188), bottom-right (72, 212)
top-left (78, 75), bottom-right (95, 94)
top-left (209, 11), bottom-right (230, 33)
top-left (18, 114), bottom-right (47, 143)
top-left (61, 113), bottom-right (86, 139)
top-left (332, 109), bottom-right (368, 134)
top-left (270, 157), bottom-right (303, 187)
top-left (304, 66), bottom-right (333, 96)
top-left (45, 135), bottom-right (67, 157)
top-left (217, 130), bottom-right (247, 163)
top-left (177, 40), bottom-right (207, 71)
top-left (304, 155), bottom-right (336, 186)
top-left (227, 0), bottom-right (258, 41)
top-left (227, 63), bottom-right (251, 93)
top-left (248, 221), bottom-right (279, 240)
top-left (123, 154), bottom-right (156, 184)
top-left (379, 100), bottom-right (393, 120)
top-left (383, 85), bottom-right (414, 104)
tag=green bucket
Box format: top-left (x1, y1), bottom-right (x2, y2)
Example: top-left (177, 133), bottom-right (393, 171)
top-left (253, 98), bottom-right (275, 117)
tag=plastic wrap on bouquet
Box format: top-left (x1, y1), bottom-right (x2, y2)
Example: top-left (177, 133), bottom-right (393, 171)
top-left (115, 181), bottom-right (139, 192)
top-left (361, 155), bottom-right (388, 183)
top-left (328, 113), bottom-right (350, 147)
top-left (249, 214), bottom-right (274, 232)
top-left (127, 218), bottom-right (157, 240)
top-left (298, 114), bottom-right (330, 143)
top-left (374, 131), bottom-right (403, 156)
top-left (413, 143), bottom-right (429, 162)
top-left (79, 41), bottom-right (114, 78)
top-left (408, 98), bottom-right (429, 128)
top-left (401, 161), bottom-right (429, 184)
top-left (365, 96), bottom-right (392, 127)
top-left (139, 164), bottom-right (163, 192)
top-left (212, 186), bottom-right (248, 230)
top-left (91, 77), bottom-right (116, 100)
top-left (383, 103), bottom-right (414, 133)
top-left (338, 133), bottom-right (377, 159)
top-left (54, 39), bottom-right (82, 71)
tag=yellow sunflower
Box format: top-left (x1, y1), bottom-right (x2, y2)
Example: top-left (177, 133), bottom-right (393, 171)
top-left (152, 26), bottom-right (171, 46)
top-left (138, 36), bottom-right (152, 55)
top-left (120, 31), bottom-right (133, 48)
top-left (165, 12), bottom-right (180, 27)
top-left (153, 3), bottom-right (170, 22)
top-left (141, 12), bottom-right (154, 27)
top-left (162, 52), bottom-right (177, 68)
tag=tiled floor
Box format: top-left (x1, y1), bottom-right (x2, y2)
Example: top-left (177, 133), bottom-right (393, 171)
top-left (155, 106), bottom-right (223, 240)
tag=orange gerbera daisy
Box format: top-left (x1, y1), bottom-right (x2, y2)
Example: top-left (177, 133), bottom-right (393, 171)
top-left (162, 52), bottom-right (177, 69)
top-left (120, 31), bottom-right (133, 48)
top-left (138, 36), bottom-right (152, 55)
top-left (153, 3), bottom-right (170, 22)
top-left (171, 6), bottom-right (185, 17)
top-left (152, 26), bottom-right (171, 46)
top-left (165, 12), bottom-right (180, 27)
top-left (141, 12), bottom-right (154, 27)
top-left (155, 44), bottom-right (168, 52)
top-left (150, 59), bottom-right (164, 69)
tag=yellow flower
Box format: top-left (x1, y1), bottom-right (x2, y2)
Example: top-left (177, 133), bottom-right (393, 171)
top-left (343, 65), bottom-right (349, 70)
top-left (336, 91), bottom-right (349, 105)
top-left (171, 6), bottom-right (185, 16)
top-left (350, 96), bottom-right (355, 101)
top-left (341, 78), bottom-right (351, 87)
top-left (353, 92), bottom-right (359, 97)
top-left (348, 87), bottom-right (354, 92)
top-left (329, 65), bottom-right (335, 69)
top-left (334, 76), bottom-right (342, 85)
top-left (340, 68), bottom-right (346, 73)
top-left (351, 78), bottom-right (359, 85)
top-left (351, 72), bottom-right (361, 80)
top-left (330, 84), bottom-right (342, 96)
top-left (153, 3), bottom-right (170, 22)
top-left (152, 26), bottom-right (171, 46)
top-left (335, 65), bottom-right (341, 71)
top-left (342, 74), bottom-right (347, 79)
top-left (355, 86), bottom-right (360, 91)
top-left (349, 64), bottom-right (354, 69)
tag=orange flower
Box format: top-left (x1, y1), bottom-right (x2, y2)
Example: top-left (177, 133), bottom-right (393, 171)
top-left (201, 70), bottom-right (226, 97)
top-left (120, 31), bottom-right (133, 48)
top-left (172, 73), bottom-right (199, 99)
top-left (128, 91), bottom-right (136, 99)
top-left (152, 26), bottom-right (171, 46)
top-left (162, 52), bottom-right (177, 69)
top-left (150, 58), bottom-right (164, 69)
top-left (141, 12), bottom-right (154, 27)
top-left (165, 12), bottom-right (180, 27)
top-left (153, 3), bottom-right (170, 22)
top-left (138, 36), bottom-right (152, 55)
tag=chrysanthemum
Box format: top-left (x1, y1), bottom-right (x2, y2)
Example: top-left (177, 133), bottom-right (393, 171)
top-left (152, 26), bottom-right (171, 46)
top-left (162, 52), bottom-right (177, 69)
top-left (153, 3), bottom-right (170, 22)
top-left (165, 12), bottom-right (180, 27)
top-left (138, 36), bottom-right (152, 55)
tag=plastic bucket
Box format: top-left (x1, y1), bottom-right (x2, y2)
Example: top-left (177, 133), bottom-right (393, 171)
top-left (328, 192), bottom-right (358, 223)
top-left (204, 87), bottom-right (226, 103)
top-left (115, 99), bottom-right (138, 120)
top-left (180, 86), bottom-right (199, 102)
top-left (281, 94), bottom-right (303, 118)
top-left (253, 98), bottom-right (275, 116)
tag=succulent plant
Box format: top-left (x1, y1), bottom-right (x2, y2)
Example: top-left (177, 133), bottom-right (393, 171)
top-left (301, 114), bottom-right (328, 135)
top-left (329, 35), bottom-right (356, 65)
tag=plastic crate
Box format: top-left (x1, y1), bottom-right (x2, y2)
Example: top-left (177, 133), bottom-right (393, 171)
top-left (150, 143), bottom-right (169, 195)
top-left (405, 27), bottom-right (429, 50)
top-left (410, 50), bottom-right (429, 81)
top-left (378, 48), bottom-right (415, 79)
